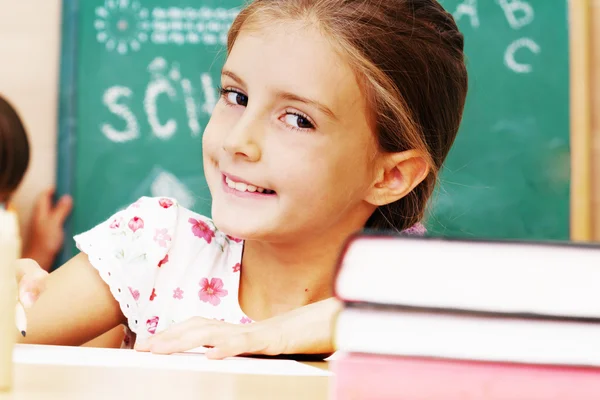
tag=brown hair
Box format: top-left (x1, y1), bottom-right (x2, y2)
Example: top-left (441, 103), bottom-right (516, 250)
top-left (0, 95), bottom-right (30, 202)
top-left (227, 0), bottom-right (468, 232)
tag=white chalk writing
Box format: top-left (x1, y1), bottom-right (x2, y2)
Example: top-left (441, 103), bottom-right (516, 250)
top-left (94, 1), bottom-right (240, 53)
top-left (450, 0), bottom-right (539, 74)
top-left (102, 86), bottom-right (139, 143)
top-left (453, 0), bottom-right (480, 28)
top-left (145, 78), bottom-right (178, 140)
top-left (101, 57), bottom-right (218, 143)
top-left (504, 37), bottom-right (540, 74)
top-left (497, 0), bottom-right (535, 30)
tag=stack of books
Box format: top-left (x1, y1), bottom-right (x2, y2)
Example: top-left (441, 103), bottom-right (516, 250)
top-left (331, 234), bottom-right (600, 399)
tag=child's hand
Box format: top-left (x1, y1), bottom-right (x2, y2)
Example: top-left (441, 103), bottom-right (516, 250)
top-left (134, 298), bottom-right (341, 359)
top-left (134, 317), bottom-right (284, 359)
top-left (16, 258), bottom-right (48, 308)
top-left (23, 188), bottom-right (73, 271)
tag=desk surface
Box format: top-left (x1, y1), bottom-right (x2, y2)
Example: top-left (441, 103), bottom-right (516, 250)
top-left (3, 361), bottom-right (330, 400)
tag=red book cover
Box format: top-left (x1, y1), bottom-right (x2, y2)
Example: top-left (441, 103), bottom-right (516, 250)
top-left (331, 352), bottom-right (600, 400)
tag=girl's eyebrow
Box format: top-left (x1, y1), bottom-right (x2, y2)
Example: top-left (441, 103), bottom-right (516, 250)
top-left (221, 68), bottom-right (337, 120)
top-left (277, 92), bottom-right (338, 121)
top-left (221, 69), bottom-right (246, 88)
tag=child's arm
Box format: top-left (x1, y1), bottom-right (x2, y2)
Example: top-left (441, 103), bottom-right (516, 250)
top-left (18, 253), bottom-right (125, 346)
top-left (21, 188), bottom-right (73, 271)
top-left (135, 297), bottom-right (342, 359)
top-left (267, 297), bottom-right (342, 357)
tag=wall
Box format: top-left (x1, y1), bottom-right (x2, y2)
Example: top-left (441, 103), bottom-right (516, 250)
top-left (0, 0), bottom-right (62, 239)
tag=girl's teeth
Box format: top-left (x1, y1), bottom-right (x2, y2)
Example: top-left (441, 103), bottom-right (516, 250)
top-left (225, 176), bottom-right (270, 194)
top-left (234, 182), bottom-right (248, 192)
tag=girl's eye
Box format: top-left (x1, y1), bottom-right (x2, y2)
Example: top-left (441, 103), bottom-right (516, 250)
top-left (282, 113), bottom-right (315, 130)
top-left (220, 88), bottom-right (248, 107)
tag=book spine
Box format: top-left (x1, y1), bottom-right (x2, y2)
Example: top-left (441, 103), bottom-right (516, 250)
top-left (339, 300), bottom-right (600, 324)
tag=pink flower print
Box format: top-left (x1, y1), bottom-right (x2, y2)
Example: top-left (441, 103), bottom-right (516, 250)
top-left (227, 235), bottom-right (242, 243)
top-left (189, 218), bottom-right (215, 244)
top-left (128, 217), bottom-right (144, 232)
top-left (149, 288), bottom-right (157, 301)
top-left (173, 287), bottom-right (184, 300)
top-left (146, 316), bottom-right (159, 335)
top-left (240, 316), bottom-right (252, 324)
top-left (158, 254), bottom-right (169, 268)
top-left (232, 263), bottom-right (241, 273)
top-left (154, 228), bottom-right (172, 248)
top-left (198, 277), bottom-right (228, 306)
top-left (129, 199), bottom-right (143, 209)
top-left (109, 218), bottom-right (122, 229)
top-left (402, 222), bottom-right (426, 236)
top-left (158, 198), bottom-right (174, 209)
top-left (128, 286), bottom-right (140, 301)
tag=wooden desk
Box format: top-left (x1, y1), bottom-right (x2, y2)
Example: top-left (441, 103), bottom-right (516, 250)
top-left (3, 361), bottom-right (330, 400)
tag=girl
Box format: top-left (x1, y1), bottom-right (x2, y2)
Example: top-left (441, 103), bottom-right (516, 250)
top-left (0, 95), bottom-right (73, 271)
top-left (16, 0), bottom-right (467, 359)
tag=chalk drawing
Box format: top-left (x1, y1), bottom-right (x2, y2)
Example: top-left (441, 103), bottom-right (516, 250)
top-left (497, 0), bottom-right (534, 30)
top-left (448, 0), bottom-right (540, 74)
top-left (151, 170), bottom-right (195, 209)
top-left (102, 57), bottom-right (219, 142)
top-left (145, 78), bottom-right (178, 140)
top-left (504, 37), bottom-right (540, 73)
top-left (95, 0), bottom-right (148, 55)
top-left (102, 86), bottom-right (139, 143)
top-left (453, 0), bottom-right (480, 29)
top-left (95, 1), bottom-right (240, 52)
top-left (181, 79), bottom-right (201, 136)
top-left (200, 73), bottom-right (218, 115)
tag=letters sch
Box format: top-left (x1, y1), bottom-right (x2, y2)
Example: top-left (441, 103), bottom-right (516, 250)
top-left (102, 57), bottom-right (217, 143)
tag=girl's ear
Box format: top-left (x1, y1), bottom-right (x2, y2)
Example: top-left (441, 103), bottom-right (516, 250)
top-left (365, 150), bottom-right (430, 206)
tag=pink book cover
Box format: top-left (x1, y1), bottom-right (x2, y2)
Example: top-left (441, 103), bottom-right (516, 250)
top-left (331, 352), bottom-right (600, 400)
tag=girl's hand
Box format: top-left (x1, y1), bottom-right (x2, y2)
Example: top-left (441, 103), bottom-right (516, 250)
top-left (134, 297), bottom-right (341, 359)
top-left (16, 258), bottom-right (49, 308)
top-left (134, 317), bottom-right (285, 359)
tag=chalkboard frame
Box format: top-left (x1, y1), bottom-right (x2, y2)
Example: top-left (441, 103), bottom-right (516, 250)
top-left (54, 0), bottom-right (80, 270)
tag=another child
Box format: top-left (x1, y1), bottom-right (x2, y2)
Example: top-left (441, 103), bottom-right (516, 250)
top-left (17, 0), bottom-right (467, 358)
top-left (0, 95), bottom-right (73, 271)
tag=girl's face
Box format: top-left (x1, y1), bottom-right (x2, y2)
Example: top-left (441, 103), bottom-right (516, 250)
top-left (203, 22), bottom-right (380, 242)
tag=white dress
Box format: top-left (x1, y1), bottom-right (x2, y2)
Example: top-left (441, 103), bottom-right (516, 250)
top-left (74, 196), bottom-right (252, 348)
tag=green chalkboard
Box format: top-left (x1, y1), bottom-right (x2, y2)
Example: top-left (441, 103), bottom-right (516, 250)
top-left (430, 0), bottom-right (570, 241)
top-left (56, 0), bottom-right (570, 264)
top-left (57, 0), bottom-right (242, 263)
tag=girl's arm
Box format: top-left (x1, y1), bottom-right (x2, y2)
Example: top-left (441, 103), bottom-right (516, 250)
top-left (18, 253), bottom-right (125, 346)
top-left (135, 296), bottom-right (342, 359)
top-left (272, 297), bottom-right (342, 357)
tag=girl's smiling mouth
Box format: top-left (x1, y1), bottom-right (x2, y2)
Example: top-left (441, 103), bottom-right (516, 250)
top-left (221, 173), bottom-right (277, 197)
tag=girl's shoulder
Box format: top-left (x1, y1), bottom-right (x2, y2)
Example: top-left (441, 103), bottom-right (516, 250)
top-left (75, 195), bottom-right (241, 250)
top-left (73, 196), bottom-right (244, 339)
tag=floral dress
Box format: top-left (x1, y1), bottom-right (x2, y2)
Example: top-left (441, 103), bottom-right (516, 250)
top-left (74, 196), bottom-right (251, 348)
